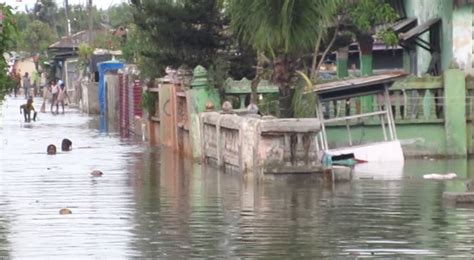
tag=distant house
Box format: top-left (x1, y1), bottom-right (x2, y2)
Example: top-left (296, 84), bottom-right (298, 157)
top-left (48, 30), bottom-right (123, 101)
top-left (48, 30), bottom-right (98, 93)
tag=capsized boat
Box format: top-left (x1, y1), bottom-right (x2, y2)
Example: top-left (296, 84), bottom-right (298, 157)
top-left (311, 73), bottom-right (407, 165)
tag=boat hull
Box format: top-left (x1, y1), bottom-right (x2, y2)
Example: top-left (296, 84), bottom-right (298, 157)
top-left (325, 140), bottom-right (404, 162)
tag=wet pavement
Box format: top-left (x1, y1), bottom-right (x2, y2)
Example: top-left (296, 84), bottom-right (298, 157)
top-left (2, 96), bottom-right (474, 258)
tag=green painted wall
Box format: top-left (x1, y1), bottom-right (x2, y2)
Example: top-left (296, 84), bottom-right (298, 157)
top-left (337, 47), bottom-right (349, 78)
top-left (326, 123), bottom-right (447, 157)
top-left (187, 85), bottom-right (221, 161)
top-left (404, 0), bottom-right (453, 74)
top-left (360, 55), bottom-right (373, 76)
top-left (337, 58), bottom-right (349, 78)
top-left (444, 69), bottom-right (467, 156)
top-left (360, 55), bottom-right (374, 112)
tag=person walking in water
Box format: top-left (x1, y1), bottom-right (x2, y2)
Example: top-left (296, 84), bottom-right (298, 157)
top-left (20, 96), bottom-right (37, 122)
top-left (56, 82), bottom-right (70, 114)
top-left (40, 79), bottom-right (50, 113)
top-left (22, 72), bottom-right (31, 99)
top-left (10, 68), bottom-right (21, 98)
top-left (50, 80), bottom-right (59, 114)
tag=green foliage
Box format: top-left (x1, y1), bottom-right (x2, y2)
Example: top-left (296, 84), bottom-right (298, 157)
top-left (17, 20), bottom-right (57, 53)
top-left (14, 3), bottom-right (130, 40)
top-left (292, 79), bottom-right (316, 118)
top-left (78, 43), bottom-right (93, 70)
top-left (93, 33), bottom-right (122, 50)
top-left (349, 0), bottom-right (398, 33)
top-left (229, 0), bottom-right (337, 58)
top-left (130, 0), bottom-right (226, 77)
top-left (347, 0), bottom-right (398, 46)
top-left (106, 3), bottom-right (133, 27)
top-left (258, 93), bottom-right (279, 116)
top-left (379, 28), bottom-right (399, 47)
top-left (229, 0), bottom-right (338, 117)
top-left (33, 0), bottom-right (58, 28)
top-left (122, 24), bottom-right (139, 63)
top-left (0, 4), bottom-right (18, 102)
top-left (208, 56), bottom-right (230, 93)
top-left (140, 91), bottom-right (157, 116)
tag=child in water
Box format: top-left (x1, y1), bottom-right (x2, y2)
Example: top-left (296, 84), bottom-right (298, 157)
top-left (61, 139), bottom-right (72, 151)
top-left (20, 96), bottom-right (37, 122)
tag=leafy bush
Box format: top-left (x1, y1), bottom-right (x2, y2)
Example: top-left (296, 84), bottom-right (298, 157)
top-left (140, 91), bottom-right (157, 117)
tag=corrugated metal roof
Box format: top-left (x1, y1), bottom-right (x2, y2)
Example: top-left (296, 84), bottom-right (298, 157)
top-left (314, 73), bottom-right (407, 92)
top-left (310, 72), bottom-right (407, 101)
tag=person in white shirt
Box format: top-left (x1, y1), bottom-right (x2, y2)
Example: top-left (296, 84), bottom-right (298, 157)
top-left (50, 80), bottom-right (59, 113)
top-left (56, 82), bottom-right (70, 114)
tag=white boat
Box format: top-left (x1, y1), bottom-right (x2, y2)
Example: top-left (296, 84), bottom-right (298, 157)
top-left (311, 73), bottom-right (407, 164)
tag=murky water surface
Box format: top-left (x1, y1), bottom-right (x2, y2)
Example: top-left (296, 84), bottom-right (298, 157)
top-left (2, 97), bottom-right (474, 258)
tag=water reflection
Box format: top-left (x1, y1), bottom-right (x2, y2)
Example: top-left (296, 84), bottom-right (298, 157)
top-left (125, 147), bottom-right (474, 258)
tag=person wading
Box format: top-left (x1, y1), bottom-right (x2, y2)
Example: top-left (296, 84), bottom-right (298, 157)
top-left (22, 72), bottom-right (31, 99)
top-left (56, 82), bottom-right (70, 114)
top-left (20, 96), bottom-right (37, 122)
top-left (50, 80), bottom-right (59, 114)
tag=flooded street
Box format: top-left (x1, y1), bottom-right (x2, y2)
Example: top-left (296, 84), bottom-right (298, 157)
top-left (2, 97), bottom-right (474, 258)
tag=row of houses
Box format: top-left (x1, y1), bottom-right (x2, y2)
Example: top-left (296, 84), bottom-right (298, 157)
top-left (41, 0), bottom-right (474, 160)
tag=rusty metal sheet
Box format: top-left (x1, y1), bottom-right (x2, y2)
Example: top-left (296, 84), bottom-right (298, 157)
top-left (311, 73), bottom-right (407, 102)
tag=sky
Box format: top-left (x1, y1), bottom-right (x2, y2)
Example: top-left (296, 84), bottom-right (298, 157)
top-left (0, 0), bottom-right (126, 12)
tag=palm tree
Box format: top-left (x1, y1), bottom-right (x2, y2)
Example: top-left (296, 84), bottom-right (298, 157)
top-left (229, 0), bottom-right (337, 118)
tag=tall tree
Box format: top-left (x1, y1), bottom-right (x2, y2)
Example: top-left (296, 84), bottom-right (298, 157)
top-left (0, 4), bottom-right (18, 101)
top-left (347, 0), bottom-right (398, 76)
top-left (229, 0), bottom-right (336, 117)
top-left (18, 20), bottom-right (57, 54)
top-left (131, 0), bottom-right (224, 72)
top-left (106, 3), bottom-right (133, 28)
top-left (33, 0), bottom-right (58, 29)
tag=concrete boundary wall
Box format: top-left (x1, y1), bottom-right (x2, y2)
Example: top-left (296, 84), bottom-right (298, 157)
top-left (200, 112), bottom-right (322, 178)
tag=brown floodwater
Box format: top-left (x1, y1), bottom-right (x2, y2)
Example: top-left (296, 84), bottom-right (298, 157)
top-left (2, 97), bottom-right (474, 258)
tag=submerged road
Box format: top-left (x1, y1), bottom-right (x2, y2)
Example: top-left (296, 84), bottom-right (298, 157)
top-left (0, 97), bottom-right (143, 258)
top-left (2, 96), bottom-right (474, 258)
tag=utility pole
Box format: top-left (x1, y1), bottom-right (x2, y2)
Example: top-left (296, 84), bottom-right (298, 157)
top-left (88, 0), bottom-right (93, 44)
top-left (64, 0), bottom-right (70, 36)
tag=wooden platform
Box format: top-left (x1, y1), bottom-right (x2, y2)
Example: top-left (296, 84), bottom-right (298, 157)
top-left (442, 192), bottom-right (474, 203)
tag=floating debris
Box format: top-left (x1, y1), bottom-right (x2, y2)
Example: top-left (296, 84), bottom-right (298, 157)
top-left (423, 173), bottom-right (457, 180)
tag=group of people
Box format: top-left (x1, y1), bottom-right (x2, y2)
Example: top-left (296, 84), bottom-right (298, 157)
top-left (47, 139), bottom-right (72, 155)
top-left (10, 70), bottom-right (42, 99)
top-left (43, 79), bottom-right (70, 114)
top-left (19, 79), bottom-right (70, 123)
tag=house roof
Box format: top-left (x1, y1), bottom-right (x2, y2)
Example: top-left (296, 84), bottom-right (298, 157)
top-left (310, 72), bottom-right (407, 101)
top-left (48, 30), bottom-right (102, 49)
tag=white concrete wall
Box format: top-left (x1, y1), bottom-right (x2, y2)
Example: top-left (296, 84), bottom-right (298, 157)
top-left (453, 5), bottom-right (474, 74)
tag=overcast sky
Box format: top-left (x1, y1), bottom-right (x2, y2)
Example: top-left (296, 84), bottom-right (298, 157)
top-left (0, 0), bottom-right (127, 12)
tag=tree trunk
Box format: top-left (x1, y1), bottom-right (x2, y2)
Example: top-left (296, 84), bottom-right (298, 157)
top-left (310, 33), bottom-right (323, 80)
top-left (250, 52), bottom-right (263, 104)
top-left (273, 55), bottom-right (293, 118)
